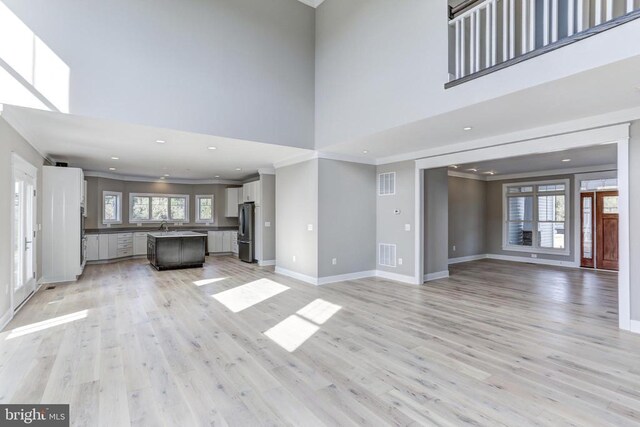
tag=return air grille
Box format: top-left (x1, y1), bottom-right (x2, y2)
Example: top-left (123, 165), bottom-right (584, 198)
top-left (379, 243), bottom-right (397, 268)
top-left (378, 172), bottom-right (396, 196)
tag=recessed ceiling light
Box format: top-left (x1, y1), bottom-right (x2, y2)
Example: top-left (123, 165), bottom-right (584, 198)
top-left (463, 126), bottom-right (473, 131)
top-left (235, 168), bottom-right (242, 171)
top-left (109, 167), bottom-right (116, 171)
top-left (156, 139), bottom-right (166, 144)
top-left (164, 174), bottom-right (170, 177)
top-left (111, 156), bottom-right (119, 160)
top-left (207, 146), bottom-right (217, 150)
top-left (562, 158), bottom-right (572, 162)
top-left (362, 150), bottom-right (368, 154)
top-left (468, 168), bottom-right (478, 172)
top-left (484, 171), bottom-right (496, 175)
top-left (215, 175), bottom-right (220, 178)
top-left (449, 165), bottom-right (459, 169)
top-left (160, 176), bottom-right (165, 180)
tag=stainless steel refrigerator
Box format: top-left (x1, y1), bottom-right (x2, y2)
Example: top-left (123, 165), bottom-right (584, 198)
top-left (238, 202), bottom-right (254, 263)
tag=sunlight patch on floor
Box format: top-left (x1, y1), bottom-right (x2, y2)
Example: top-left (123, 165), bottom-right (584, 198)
top-left (264, 315), bottom-right (319, 352)
top-left (296, 299), bottom-right (342, 325)
top-left (211, 278), bottom-right (289, 313)
top-left (193, 277), bottom-right (228, 287)
top-left (5, 309), bottom-right (88, 340)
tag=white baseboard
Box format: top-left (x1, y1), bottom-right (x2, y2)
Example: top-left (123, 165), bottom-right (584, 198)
top-left (448, 254), bottom-right (488, 264)
top-left (258, 260), bottom-right (276, 267)
top-left (317, 270), bottom-right (376, 286)
top-left (630, 320), bottom-right (640, 334)
top-left (0, 310), bottom-right (12, 332)
top-left (274, 267), bottom-right (319, 286)
top-left (487, 254), bottom-right (578, 268)
top-left (424, 270), bottom-right (450, 282)
top-left (375, 270), bottom-right (420, 285)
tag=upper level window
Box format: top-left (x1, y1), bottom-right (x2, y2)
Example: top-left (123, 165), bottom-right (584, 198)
top-left (503, 179), bottom-right (570, 255)
top-left (129, 193), bottom-right (189, 223)
top-left (195, 195), bottom-right (214, 223)
top-left (103, 191), bottom-right (122, 224)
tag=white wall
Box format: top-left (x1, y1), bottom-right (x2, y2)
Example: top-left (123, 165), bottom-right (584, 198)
top-left (0, 116), bottom-right (47, 327)
top-left (424, 168), bottom-right (449, 276)
top-left (3, 0), bottom-right (316, 149)
top-left (315, 0), bottom-right (640, 148)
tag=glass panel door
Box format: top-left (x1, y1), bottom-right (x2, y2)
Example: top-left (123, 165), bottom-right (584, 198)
top-left (12, 161), bottom-right (37, 308)
top-left (580, 193), bottom-right (594, 268)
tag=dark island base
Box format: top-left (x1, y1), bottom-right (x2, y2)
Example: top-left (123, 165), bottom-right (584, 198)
top-left (150, 262), bottom-right (204, 272)
top-left (147, 233), bottom-right (206, 271)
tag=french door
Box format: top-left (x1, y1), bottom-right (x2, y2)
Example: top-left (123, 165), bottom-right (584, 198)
top-left (12, 154), bottom-right (37, 309)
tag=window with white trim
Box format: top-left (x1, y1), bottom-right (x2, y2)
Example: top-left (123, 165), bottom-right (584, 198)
top-left (195, 195), bottom-right (214, 223)
top-left (503, 179), bottom-right (570, 254)
top-left (103, 191), bottom-right (122, 224)
top-left (129, 193), bottom-right (189, 223)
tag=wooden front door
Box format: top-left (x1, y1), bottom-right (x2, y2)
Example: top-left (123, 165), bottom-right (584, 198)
top-left (596, 191), bottom-right (619, 271)
top-left (580, 193), bottom-right (594, 268)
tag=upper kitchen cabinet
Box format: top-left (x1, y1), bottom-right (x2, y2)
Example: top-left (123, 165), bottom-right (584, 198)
top-left (224, 187), bottom-right (241, 217)
top-left (242, 180), bottom-right (261, 206)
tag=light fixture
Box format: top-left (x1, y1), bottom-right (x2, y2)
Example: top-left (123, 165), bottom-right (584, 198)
top-left (111, 156), bottom-right (119, 160)
top-left (156, 139), bottom-right (166, 144)
top-left (468, 168), bottom-right (478, 172)
top-left (207, 146), bottom-right (217, 150)
top-left (160, 176), bottom-right (165, 180)
top-left (484, 171), bottom-right (496, 175)
top-left (109, 167), bottom-right (116, 171)
top-left (463, 126), bottom-right (473, 131)
top-left (164, 174), bottom-right (170, 177)
top-left (362, 150), bottom-right (368, 154)
top-left (562, 158), bottom-right (571, 162)
top-left (449, 165), bottom-right (459, 169)
top-left (235, 168), bottom-right (242, 171)
top-left (215, 175), bottom-right (220, 178)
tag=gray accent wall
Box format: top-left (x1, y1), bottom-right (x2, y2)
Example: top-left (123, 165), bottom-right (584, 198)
top-left (0, 117), bottom-right (48, 325)
top-left (424, 168), bottom-right (449, 275)
top-left (259, 174), bottom-right (276, 262)
top-left (318, 159), bottom-right (376, 277)
top-left (84, 177), bottom-right (240, 229)
top-left (275, 159), bottom-right (319, 278)
top-left (376, 161), bottom-right (415, 278)
top-left (4, 0), bottom-right (315, 149)
top-left (485, 174), bottom-right (576, 263)
top-left (448, 177), bottom-right (487, 259)
top-left (630, 121), bottom-right (640, 320)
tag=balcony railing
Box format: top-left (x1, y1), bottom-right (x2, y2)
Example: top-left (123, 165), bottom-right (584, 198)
top-left (448, 0), bottom-right (640, 84)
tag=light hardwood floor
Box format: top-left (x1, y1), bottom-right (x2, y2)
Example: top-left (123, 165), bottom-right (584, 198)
top-left (2, 257), bottom-right (640, 426)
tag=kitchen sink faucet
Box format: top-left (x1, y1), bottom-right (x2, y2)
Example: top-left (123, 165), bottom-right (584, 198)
top-left (159, 221), bottom-right (169, 232)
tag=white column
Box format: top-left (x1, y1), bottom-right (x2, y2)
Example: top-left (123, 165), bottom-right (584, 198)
top-left (543, 0), bottom-right (550, 45)
top-left (568, 0), bottom-right (575, 36)
top-left (551, 0), bottom-right (558, 43)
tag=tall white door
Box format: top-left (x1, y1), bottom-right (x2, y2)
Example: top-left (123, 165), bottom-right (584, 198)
top-left (12, 154), bottom-right (37, 309)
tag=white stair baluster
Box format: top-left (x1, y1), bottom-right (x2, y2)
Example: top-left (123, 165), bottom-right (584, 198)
top-left (627, 0), bottom-right (634, 13)
top-left (455, 20), bottom-right (461, 79)
top-left (568, 0), bottom-right (575, 36)
top-left (461, 17), bottom-right (466, 77)
top-left (522, 0), bottom-right (528, 54)
top-left (486, 3), bottom-right (491, 67)
top-left (595, 0), bottom-right (602, 25)
top-left (543, 0), bottom-right (550, 45)
top-left (503, 0), bottom-right (509, 61)
top-left (577, 0), bottom-right (584, 32)
top-left (605, 0), bottom-right (613, 21)
top-left (470, 13), bottom-right (476, 73)
top-left (492, 0), bottom-right (497, 65)
top-left (551, 0), bottom-right (558, 43)
top-left (529, 0), bottom-right (536, 51)
top-left (475, 10), bottom-right (481, 72)
top-left (509, 0), bottom-right (515, 59)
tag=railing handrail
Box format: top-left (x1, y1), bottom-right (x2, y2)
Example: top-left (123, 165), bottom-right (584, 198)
top-left (449, 0), bottom-right (490, 20)
top-left (449, 0), bottom-right (496, 25)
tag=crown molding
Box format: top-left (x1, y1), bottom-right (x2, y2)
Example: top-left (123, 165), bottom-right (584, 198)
top-left (83, 170), bottom-right (242, 185)
top-left (258, 168), bottom-right (276, 175)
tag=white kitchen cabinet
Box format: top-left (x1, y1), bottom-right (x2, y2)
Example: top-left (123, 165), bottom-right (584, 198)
top-left (117, 233), bottom-right (133, 258)
top-left (222, 231), bottom-right (232, 252)
top-left (108, 234), bottom-right (118, 259)
top-left (87, 235), bottom-right (99, 261)
top-left (99, 234), bottom-right (110, 260)
top-left (231, 232), bottom-right (238, 254)
top-left (225, 187), bottom-right (240, 217)
top-left (242, 180), bottom-right (260, 205)
top-left (133, 232), bottom-right (147, 256)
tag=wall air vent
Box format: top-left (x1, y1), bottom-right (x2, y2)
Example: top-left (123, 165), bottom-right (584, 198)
top-left (378, 172), bottom-right (396, 196)
top-left (378, 243), bottom-right (397, 267)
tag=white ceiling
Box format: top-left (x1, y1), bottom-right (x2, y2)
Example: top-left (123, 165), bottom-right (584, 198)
top-left (1, 105), bottom-right (311, 181)
top-left (324, 55), bottom-right (640, 162)
top-left (452, 144), bottom-right (617, 178)
top-left (296, 0), bottom-right (326, 8)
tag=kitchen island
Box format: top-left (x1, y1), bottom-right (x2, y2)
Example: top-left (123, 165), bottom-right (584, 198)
top-left (147, 231), bottom-right (206, 270)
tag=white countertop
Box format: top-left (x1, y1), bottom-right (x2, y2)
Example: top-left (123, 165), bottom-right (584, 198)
top-left (147, 231), bottom-right (207, 238)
